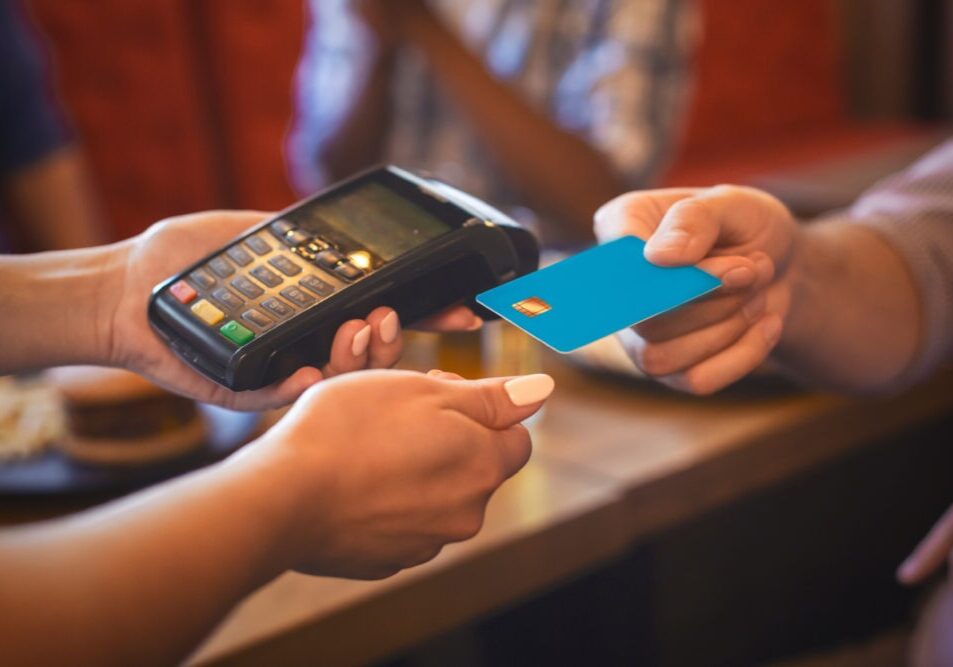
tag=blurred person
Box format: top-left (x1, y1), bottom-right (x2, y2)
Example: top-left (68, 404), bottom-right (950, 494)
top-left (289, 0), bottom-right (697, 243)
top-left (0, 209), bottom-right (554, 666)
top-left (0, 0), bottom-right (107, 251)
top-left (594, 139), bottom-right (953, 664)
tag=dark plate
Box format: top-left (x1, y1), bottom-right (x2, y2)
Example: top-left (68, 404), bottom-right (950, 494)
top-left (0, 405), bottom-right (260, 498)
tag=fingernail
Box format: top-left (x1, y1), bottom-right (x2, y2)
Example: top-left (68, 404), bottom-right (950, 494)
top-left (351, 325), bottom-right (372, 356)
top-left (426, 369), bottom-right (443, 376)
top-left (379, 311), bottom-right (399, 344)
top-left (651, 229), bottom-right (690, 253)
top-left (761, 317), bottom-right (782, 345)
top-left (723, 266), bottom-right (756, 289)
top-left (897, 559), bottom-right (916, 583)
top-left (504, 374), bottom-right (555, 406)
top-left (742, 293), bottom-right (767, 322)
top-left (466, 316), bottom-right (484, 331)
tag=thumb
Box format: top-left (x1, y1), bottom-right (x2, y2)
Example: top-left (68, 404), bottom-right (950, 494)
top-left (898, 503), bottom-right (953, 585)
top-left (442, 373), bottom-right (555, 430)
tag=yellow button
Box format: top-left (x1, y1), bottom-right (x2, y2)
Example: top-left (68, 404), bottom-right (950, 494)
top-left (190, 299), bottom-right (225, 326)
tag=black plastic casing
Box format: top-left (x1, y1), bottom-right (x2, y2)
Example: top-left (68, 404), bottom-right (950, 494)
top-left (148, 166), bottom-right (539, 391)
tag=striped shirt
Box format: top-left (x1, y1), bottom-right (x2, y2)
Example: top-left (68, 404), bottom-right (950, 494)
top-left (290, 0), bottom-right (697, 214)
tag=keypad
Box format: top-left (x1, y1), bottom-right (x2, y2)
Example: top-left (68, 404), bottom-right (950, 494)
top-left (280, 286), bottom-right (315, 307)
top-left (242, 309), bottom-right (273, 330)
top-left (226, 245), bottom-right (253, 267)
top-left (268, 255), bottom-right (302, 276)
top-left (208, 256), bottom-right (235, 278)
top-left (189, 269), bottom-right (216, 290)
top-left (170, 280), bottom-right (197, 304)
top-left (230, 275), bottom-right (264, 299)
top-left (284, 230), bottom-right (311, 247)
top-left (261, 297), bottom-right (294, 319)
top-left (191, 299), bottom-right (225, 326)
top-left (316, 250), bottom-right (345, 269)
top-left (269, 220), bottom-right (295, 238)
top-left (245, 236), bottom-right (271, 255)
top-left (212, 287), bottom-right (244, 311)
top-left (300, 275), bottom-right (334, 297)
top-left (220, 320), bottom-right (255, 346)
top-left (250, 265), bottom-right (283, 288)
top-left (334, 262), bottom-right (363, 281)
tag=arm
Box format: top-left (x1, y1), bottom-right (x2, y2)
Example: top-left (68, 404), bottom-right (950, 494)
top-left (0, 369), bottom-right (553, 666)
top-left (397, 3), bottom-right (625, 241)
top-left (594, 184), bottom-right (925, 394)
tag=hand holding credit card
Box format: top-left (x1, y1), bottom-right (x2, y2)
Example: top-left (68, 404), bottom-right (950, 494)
top-left (476, 236), bottom-right (721, 353)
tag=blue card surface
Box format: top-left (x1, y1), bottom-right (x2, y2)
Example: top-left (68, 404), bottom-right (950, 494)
top-left (476, 236), bottom-right (721, 353)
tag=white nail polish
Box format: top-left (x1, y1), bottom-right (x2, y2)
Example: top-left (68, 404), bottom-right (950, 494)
top-left (351, 325), bottom-right (372, 356)
top-left (379, 311), bottom-right (399, 344)
top-left (504, 374), bottom-right (555, 406)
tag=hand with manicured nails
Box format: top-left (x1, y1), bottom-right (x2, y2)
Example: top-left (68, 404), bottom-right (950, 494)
top-left (104, 211), bottom-right (482, 411)
top-left (594, 186), bottom-right (798, 395)
top-left (251, 369), bottom-right (555, 579)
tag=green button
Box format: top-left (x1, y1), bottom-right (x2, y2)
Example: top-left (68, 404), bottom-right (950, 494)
top-left (220, 320), bottom-right (255, 346)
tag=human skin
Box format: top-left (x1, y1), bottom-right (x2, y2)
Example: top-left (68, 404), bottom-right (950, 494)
top-left (0, 209), bottom-right (482, 410)
top-left (316, 0), bottom-right (627, 242)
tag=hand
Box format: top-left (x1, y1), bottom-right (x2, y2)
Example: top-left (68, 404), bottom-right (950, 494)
top-left (898, 503), bottom-right (953, 585)
top-left (594, 186), bottom-right (799, 394)
top-left (107, 211), bottom-right (481, 410)
top-left (253, 369), bottom-right (555, 579)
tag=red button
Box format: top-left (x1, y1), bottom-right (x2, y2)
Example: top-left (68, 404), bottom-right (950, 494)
top-left (170, 280), bottom-right (197, 304)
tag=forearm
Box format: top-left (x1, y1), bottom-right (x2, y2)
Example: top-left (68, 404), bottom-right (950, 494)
top-left (0, 444), bottom-right (297, 666)
top-left (401, 8), bottom-right (624, 240)
top-left (1, 146), bottom-right (109, 250)
top-left (0, 242), bottom-right (125, 373)
top-left (776, 221), bottom-right (921, 392)
top-left (318, 50), bottom-right (396, 181)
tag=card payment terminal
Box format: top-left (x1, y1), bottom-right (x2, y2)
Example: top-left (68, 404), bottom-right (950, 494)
top-left (148, 166), bottom-right (539, 391)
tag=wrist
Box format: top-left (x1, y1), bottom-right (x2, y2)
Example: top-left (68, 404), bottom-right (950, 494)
top-left (774, 225), bottom-right (823, 360)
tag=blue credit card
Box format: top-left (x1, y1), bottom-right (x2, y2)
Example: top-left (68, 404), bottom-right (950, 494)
top-left (476, 235), bottom-right (721, 353)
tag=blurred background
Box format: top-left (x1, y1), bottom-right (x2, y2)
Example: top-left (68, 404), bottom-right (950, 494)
top-left (2, 0), bottom-right (950, 250)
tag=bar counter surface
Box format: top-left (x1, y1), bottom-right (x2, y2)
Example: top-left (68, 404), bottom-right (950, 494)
top-left (178, 356), bottom-right (953, 665)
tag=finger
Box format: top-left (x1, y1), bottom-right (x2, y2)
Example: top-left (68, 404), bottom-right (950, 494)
top-left (220, 366), bottom-right (324, 411)
top-left (427, 369), bottom-right (465, 381)
top-left (442, 374), bottom-right (555, 429)
top-left (322, 320), bottom-right (372, 377)
top-left (415, 306), bottom-right (482, 332)
top-left (622, 306), bottom-right (758, 377)
top-left (493, 424), bottom-right (532, 480)
top-left (695, 253), bottom-right (775, 292)
top-left (593, 189), bottom-right (700, 242)
top-left (365, 307), bottom-right (403, 369)
top-left (898, 504), bottom-right (953, 585)
top-left (658, 314), bottom-right (783, 395)
top-left (634, 289), bottom-right (766, 343)
top-left (644, 186), bottom-right (788, 266)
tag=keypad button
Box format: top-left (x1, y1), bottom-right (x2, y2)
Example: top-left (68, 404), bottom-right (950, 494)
top-left (242, 309), bottom-right (273, 330)
top-left (230, 275), bottom-right (263, 298)
top-left (245, 236), bottom-right (271, 255)
top-left (307, 239), bottom-right (330, 253)
top-left (334, 262), bottom-right (364, 281)
top-left (268, 255), bottom-right (302, 276)
top-left (212, 287), bottom-right (244, 311)
top-left (208, 256), bottom-right (235, 278)
top-left (280, 286), bottom-right (315, 307)
top-left (190, 299), bottom-right (225, 326)
top-left (284, 230), bottom-right (311, 247)
top-left (250, 265), bottom-right (283, 288)
top-left (189, 268), bottom-right (216, 290)
top-left (220, 320), bottom-right (255, 346)
top-left (299, 275), bottom-right (334, 297)
top-left (169, 280), bottom-right (197, 304)
top-left (226, 245), bottom-right (253, 267)
top-left (269, 220), bottom-right (295, 238)
top-left (315, 250), bottom-right (345, 269)
top-left (261, 297), bottom-right (294, 319)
